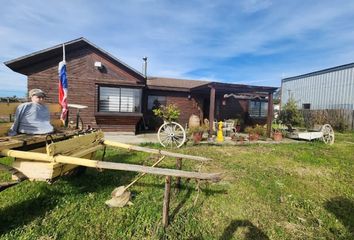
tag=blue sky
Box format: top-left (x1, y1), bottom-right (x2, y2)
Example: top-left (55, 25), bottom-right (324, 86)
top-left (1, 0), bottom-right (354, 97)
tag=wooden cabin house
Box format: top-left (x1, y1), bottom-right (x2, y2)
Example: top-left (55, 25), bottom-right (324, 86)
top-left (4, 38), bottom-right (277, 135)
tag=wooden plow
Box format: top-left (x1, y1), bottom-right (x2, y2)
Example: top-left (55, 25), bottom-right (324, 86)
top-left (0, 130), bottom-right (221, 227)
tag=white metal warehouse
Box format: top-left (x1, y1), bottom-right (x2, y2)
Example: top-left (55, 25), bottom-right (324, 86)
top-left (281, 63), bottom-right (354, 110)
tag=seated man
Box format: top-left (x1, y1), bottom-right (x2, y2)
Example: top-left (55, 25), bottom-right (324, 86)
top-left (8, 89), bottom-right (54, 136)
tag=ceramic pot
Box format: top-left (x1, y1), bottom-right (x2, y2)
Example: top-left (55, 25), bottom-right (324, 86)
top-left (273, 132), bottom-right (283, 141)
top-left (248, 133), bottom-right (259, 141)
top-left (193, 132), bottom-right (203, 143)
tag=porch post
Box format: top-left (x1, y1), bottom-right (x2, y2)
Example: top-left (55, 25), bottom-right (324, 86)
top-left (266, 92), bottom-right (273, 138)
top-left (209, 86), bottom-right (216, 137)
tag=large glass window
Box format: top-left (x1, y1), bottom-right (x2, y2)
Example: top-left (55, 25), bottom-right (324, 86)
top-left (147, 95), bottom-right (166, 110)
top-left (99, 86), bottom-right (142, 113)
top-left (249, 100), bottom-right (268, 117)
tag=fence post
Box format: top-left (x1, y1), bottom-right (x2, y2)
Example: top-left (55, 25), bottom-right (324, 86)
top-left (162, 176), bottom-right (172, 227)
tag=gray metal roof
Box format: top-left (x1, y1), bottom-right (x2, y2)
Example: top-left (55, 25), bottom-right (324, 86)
top-left (4, 37), bottom-right (145, 78)
top-left (282, 62), bottom-right (354, 82)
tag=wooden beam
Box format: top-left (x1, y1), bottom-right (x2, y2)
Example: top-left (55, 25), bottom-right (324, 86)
top-left (0, 103), bottom-right (61, 115)
top-left (96, 162), bottom-right (221, 181)
top-left (46, 131), bottom-right (104, 156)
top-left (0, 131), bottom-right (78, 151)
top-left (209, 86), bottom-right (216, 137)
top-left (175, 158), bottom-right (182, 190)
top-left (70, 145), bottom-right (104, 158)
top-left (162, 176), bottom-right (171, 227)
top-left (267, 92), bottom-right (273, 138)
top-left (10, 146), bottom-right (99, 181)
top-left (103, 140), bottom-right (210, 161)
top-left (0, 149), bottom-right (221, 181)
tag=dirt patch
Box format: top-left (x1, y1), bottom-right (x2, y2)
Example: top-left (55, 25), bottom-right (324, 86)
top-left (293, 166), bottom-right (331, 177)
top-left (283, 221), bottom-right (305, 234)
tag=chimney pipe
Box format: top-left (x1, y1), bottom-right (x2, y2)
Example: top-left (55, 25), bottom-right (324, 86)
top-left (142, 57), bottom-right (148, 78)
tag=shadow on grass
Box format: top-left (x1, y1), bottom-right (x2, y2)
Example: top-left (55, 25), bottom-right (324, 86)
top-left (220, 220), bottom-right (269, 240)
top-left (170, 187), bottom-right (193, 222)
top-left (62, 152), bottom-right (146, 194)
top-left (127, 180), bottom-right (227, 196)
top-left (62, 168), bottom-right (137, 194)
top-left (98, 151), bottom-right (142, 164)
top-left (0, 190), bottom-right (59, 236)
top-left (325, 197), bottom-right (354, 237)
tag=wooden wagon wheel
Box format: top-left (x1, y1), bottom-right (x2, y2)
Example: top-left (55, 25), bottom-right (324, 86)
top-left (157, 122), bottom-right (186, 148)
top-left (321, 124), bottom-right (335, 145)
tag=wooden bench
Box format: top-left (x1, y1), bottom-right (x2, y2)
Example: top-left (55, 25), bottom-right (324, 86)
top-left (0, 102), bottom-right (63, 137)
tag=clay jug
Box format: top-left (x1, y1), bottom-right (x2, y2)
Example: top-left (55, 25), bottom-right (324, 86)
top-left (189, 114), bottom-right (200, 128)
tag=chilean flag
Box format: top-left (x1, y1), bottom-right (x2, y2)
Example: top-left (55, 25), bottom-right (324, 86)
top-left (58, 60), bottom-right (68, 123)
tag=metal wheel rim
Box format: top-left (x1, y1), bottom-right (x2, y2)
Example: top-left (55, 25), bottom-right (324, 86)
top-left (321, 124), bottom-right (335, 145)
top-left (157, 122), bottom-right (186, 148)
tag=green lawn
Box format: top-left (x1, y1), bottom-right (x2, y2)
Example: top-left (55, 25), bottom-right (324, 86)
top-left (0, 132), bottom-right (353, 239)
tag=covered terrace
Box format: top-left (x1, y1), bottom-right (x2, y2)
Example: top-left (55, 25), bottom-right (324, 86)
top-left (190, 82), bottom-right (278, 137)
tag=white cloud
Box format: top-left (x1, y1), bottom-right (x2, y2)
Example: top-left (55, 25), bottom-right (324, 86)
top-left (240, 0), bottom-right (273, 13)
top-left (1, 0), bottom-right (354, 96)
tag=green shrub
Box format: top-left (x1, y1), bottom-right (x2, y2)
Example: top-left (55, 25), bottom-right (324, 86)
top-left (245, 124), bottom-right (266, 136)
top-left (153, 104), bottom-right (180, 122)
top-left (279, 98), bottom-right (304, 126)
top-left (188, 124), bottom-right (209, 135)
top-left (302, 110), bottom-right (349, 132)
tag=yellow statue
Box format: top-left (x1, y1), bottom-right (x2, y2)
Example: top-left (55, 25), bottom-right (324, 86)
top-left (216, 121), bottom-right (224, 143)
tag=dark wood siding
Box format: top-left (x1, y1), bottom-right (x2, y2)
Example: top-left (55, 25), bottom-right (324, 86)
top-left (28, 47), bottom-right (145, 133)
top-left (144, 90), bottom-right (202, 130)
top-left (219, 97), bottom-right (248, 120)
top-left (95, 114), bottom-right (142, 132)
top-left (218, 97), bottom-right (267, 126)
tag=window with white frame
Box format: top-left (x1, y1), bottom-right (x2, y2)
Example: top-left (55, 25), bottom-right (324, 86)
top-left (249, 100), bottom-right (268, 117)
top-left (99, 86), bottom-right (142, 113)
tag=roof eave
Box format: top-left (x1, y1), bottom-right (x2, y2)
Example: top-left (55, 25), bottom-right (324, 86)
top-left (191, 82), bottom-right (278, 93)
top-left (282, 62), bottom-right (354, 82)
top-left (4, 37), bottom-right (145, 78)
top-left (146, 85), bottom-right (191, 92)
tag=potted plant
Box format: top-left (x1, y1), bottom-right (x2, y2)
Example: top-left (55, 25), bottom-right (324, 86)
top-left (255, 124), bottom-right (266, 140)
top-left (245, 125), bottom-right (265, 141)
top-left (272, 124), bottom-right (285, 141)
top-left (272, 129), bottom-right (283, 141)
top-left (188, 125), bottom-right (208, 144)
top-left (245, 126), bottom-right (258, 141)
top-left (235, 135), bottom-right (245, 144)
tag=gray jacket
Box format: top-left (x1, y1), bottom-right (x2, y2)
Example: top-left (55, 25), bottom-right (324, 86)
top-left (8, 102), bottom-right (54, 136)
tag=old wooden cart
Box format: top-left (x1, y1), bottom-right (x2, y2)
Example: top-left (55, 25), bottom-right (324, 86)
top-left (0, 102), bottom-right (220, 226)
top-left (286, 124), bottom-right (335, 145)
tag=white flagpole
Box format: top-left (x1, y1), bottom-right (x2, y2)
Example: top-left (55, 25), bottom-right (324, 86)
top-left (62, 44), bottom-right (66, 62)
